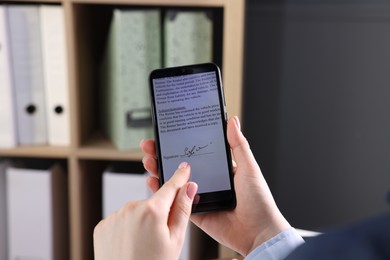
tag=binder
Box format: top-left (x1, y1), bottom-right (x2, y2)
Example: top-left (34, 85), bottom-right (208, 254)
top-left (0, 161), bottom-right (9, 260)
top-left (164, 10), bottom-right (213, 67)
top-left (102, 167), bottom-right (150, 218)
top-left (40, 5), bottom-right (70, 146)
top-left (100, 9), bottom-right (160, 151)
top-left (6, 163), bottom-right (69, 260)
top-left (0, 6), bottom-right (17, 148)
top-left (7, 5), bottom-right (47, 145)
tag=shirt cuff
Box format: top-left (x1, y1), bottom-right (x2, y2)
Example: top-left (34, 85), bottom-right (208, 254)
top-left (244, 227), bottom-right (305, 260)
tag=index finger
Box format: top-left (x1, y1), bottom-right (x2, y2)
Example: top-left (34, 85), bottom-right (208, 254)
top-left (151, 162), bottom-right (191, 210)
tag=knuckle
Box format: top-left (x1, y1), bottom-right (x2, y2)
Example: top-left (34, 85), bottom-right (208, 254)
top-left (124, 200), bottom-right (142, 215)
top-left (121, 200), bottom-right (139, 219)
top-left (144, 200), bottom-right (160, 217)
top-left (167, 178), bottom-right (183, 191)
top-left (123, 200), bottom-right (138, 210)
top-left (176, 201), bottom-right (191, 219)
top-left (135, 199), bottom-right (160, 221)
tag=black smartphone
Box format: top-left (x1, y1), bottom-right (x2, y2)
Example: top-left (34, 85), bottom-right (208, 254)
top-left (149, 63), bottom-right (236, 213)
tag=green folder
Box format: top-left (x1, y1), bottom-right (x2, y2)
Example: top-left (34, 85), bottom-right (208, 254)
top-left (100, 9), bottom-right (161, 151)
top-left (164, 10), bottom-right (213, 67)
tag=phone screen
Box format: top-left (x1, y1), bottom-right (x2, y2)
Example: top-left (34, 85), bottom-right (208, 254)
top-left (149, 63), bottom-right (236, 212)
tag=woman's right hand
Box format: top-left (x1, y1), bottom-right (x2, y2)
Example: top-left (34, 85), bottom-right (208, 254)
top-left (141, 116), bottom-right (291, 256)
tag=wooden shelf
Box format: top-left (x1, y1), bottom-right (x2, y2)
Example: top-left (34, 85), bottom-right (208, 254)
top-left (0, 146), bottom-right (70, 158)
top-left (1, 1), bottom-right (245, 259)
top-left (68, 0), bottom-right (225, 7)
top-left (77, 133), bottom-right (144, 160)
top-left (5, 0), bottom-right (63, 3)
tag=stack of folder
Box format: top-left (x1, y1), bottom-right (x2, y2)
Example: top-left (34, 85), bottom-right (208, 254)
top-left (100, 8), bottom-right (214, 151)
top-left (0, 4), bottom-right (70, 148)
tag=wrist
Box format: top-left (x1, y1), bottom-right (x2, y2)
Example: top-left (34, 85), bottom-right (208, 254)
top-left (244, 227), bottom-right (305, 260)
top-left (245, 214), bottom-right (291, 256)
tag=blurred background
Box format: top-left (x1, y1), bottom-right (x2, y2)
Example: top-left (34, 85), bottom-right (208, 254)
top-left (243, 0), bottom-right (390, 231)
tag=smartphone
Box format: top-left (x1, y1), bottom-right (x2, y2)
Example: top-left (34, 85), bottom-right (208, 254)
top-left (149, 63), bottom-right (236, 213)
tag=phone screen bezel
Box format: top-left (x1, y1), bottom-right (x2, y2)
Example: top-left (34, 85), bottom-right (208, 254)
top-left (149, 63), bottom-right (236, 213)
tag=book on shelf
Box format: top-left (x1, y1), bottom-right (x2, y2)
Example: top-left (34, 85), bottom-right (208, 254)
top-left (100, 8), bottom-right (160, 151)
top-left (6, 163), bottom-right (69, 260)
top-left (164, 10), bottom-right (213, 67)
top-left (0, 6), bottom-right (17, 148)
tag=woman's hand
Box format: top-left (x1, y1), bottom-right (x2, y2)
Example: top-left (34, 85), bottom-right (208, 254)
top-left (93, 162), bottom-right (198, 260)
top-left (141, 116), bottom-right (291, 256)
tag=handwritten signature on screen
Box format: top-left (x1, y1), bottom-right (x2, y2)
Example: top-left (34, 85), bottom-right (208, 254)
top-left (163, 142), bottom-right (214, 160)
top-left (183, 143), bottom-right (213, 157)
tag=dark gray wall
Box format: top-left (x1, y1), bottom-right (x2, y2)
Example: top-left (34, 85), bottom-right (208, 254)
top-left (243, 1), bottom-right (390, 230)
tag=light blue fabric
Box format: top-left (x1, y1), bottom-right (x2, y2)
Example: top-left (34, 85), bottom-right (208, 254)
top-left (244, 228), bottom-right (305, 260)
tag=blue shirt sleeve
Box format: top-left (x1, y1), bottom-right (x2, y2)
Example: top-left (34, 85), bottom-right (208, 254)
top-left (244, 227), bottom-right (305, 260)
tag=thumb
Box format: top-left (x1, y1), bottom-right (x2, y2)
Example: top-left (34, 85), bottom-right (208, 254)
top-left (227, 116), bottom-right (259, 173)
top-left (168, 180), bottom-right (198, 242)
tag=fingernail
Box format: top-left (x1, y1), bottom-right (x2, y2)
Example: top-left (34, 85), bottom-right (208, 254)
top-left (233, 116), bottom-right (241, 130)
top-left (186, 182), bottom-right (198, 200)
top-left (178, 162), bottom-right (189, 169)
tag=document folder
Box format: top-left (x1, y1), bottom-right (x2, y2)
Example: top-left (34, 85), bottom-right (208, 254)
top-left (40, 5), bottom-right (70, 146)
top-left (164, 10), bottom-right (213, 67)
top-left (100, 9), bottom-right (160, 150)
top-left (7, 5), bottom-right (47, 145)
top-left (0, 6), bottom-right (16, 148)
top-left (6, 163), bottom-right (69, 260)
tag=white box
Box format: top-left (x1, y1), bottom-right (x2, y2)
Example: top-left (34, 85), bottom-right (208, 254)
top-left (6, 164), bottom-right (68, 260)
top-left (103, 168), bottom-right (150, 218)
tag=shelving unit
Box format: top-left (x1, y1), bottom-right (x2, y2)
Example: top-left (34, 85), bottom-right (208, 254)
top-left (0, 0), bottom-right (245, 259)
